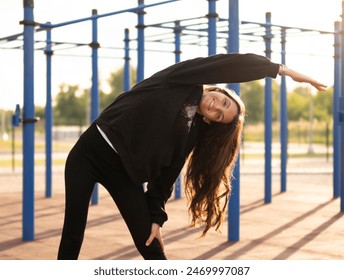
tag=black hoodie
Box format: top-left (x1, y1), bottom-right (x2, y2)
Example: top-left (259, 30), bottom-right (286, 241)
top-left (95, 53), bottom-right (279, 226)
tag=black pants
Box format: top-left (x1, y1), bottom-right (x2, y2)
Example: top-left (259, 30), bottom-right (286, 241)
top-left (57, 123), bottom-right (166, 260)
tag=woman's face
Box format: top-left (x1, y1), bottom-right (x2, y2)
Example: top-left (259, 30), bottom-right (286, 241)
top-left (197, 90), bottom-right (239, 124)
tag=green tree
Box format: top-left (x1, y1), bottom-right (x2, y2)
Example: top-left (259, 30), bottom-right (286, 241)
top-left (53, 67), bottom-right (136, 125)
top-left (101, 66), bottom-right (136, 111)
top-left (34, 106), bottom-right (45, 132)
top-left (240, 80), bottom-right (280, 124)
top-left (54, 84), bottom-right (87, 126)
top-left (272, 81), bottom-right (280, 122)
top-left (287, 86), bottom-right (310, 121)
top-left (35, 106), bottom-right (45, 121)
top-left (240, 81), bottom-right (264, 124)
top-left (313, 87), bottom-right (333, 122)
top-left (0, 109), bottom-right (12, 138)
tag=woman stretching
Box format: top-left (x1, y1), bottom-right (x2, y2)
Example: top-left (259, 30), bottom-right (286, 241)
top-left (57, 53), bottom-right (326, 260)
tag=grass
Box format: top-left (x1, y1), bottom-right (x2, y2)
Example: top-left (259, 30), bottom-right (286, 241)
top-left (240, 152), bottom-right (332, 160)
top-left (243, 120), bottom-right (332, 145)
top-left (0, 121), bottom-right (333, 168)
top-left (0, 159), bottom-right (67, 168)
top-left (0, 141), bottom-right (72, 153)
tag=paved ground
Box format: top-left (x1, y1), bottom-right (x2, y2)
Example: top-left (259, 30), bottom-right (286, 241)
top-left (0, 143), bottom-right (343, 260)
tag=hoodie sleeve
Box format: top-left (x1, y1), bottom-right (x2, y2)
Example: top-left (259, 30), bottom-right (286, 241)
top-left (145, 163), bottom-right (184, 227)
top-left (159, 53), bottom-right (280, 85)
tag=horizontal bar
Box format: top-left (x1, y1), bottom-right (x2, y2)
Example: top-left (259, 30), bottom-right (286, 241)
top-left (39, 0), bottom-right (179, 29)
top-left (0, 32), bottom-right (24, 42)
top-left (146, 16), bottom-right (205, 28)
top-left (241, 20), bottom-right (334, 35)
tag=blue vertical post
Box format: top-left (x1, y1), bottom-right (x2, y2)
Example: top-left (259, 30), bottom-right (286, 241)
top-left (227, 0), bottom-right (240, 242)
top-left (340, 2), bottom-right (344, 212)
top-left (21, 0), bottom-right (36, 241)
top-left (124, 28), bottom-right (131, 92)
top-left (174, 176), bottom-right (182, 199)
top-left (90, 9), bottom-right (99, 205)
top-left (174, 20), bottom-right (182, 199)
top-left (45, 24), bottom-right (53, 198)
top-left (207, 0), bottom-right (217, 56)
top-left (264, 12), bottom-right (273, 204)
top-left (136, 0), bottom-right (145, 83)
top-left (280, 28), bottom-right (287, 193)
top-left (333, 21), bottom-right (341, 198)
top-left (174, 20), bottom-right (181, 63)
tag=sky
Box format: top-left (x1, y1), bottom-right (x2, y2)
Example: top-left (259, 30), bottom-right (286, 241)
top-left (0, 0), bottom-right (342, 111)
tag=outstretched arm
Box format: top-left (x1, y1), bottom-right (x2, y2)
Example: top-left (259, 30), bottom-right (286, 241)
top-left (278, 64), bottom-right (327, 91)
top-left (149, 53), bottom-right (280, 86)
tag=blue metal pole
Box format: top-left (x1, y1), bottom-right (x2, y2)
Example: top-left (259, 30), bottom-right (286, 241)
top-left (174, 20), bottom-right (182, 199)
top-left (124, 28), bottom-right (131, 92)
top-left (136, 0), bottom-right (145, 83)
top-left (174, 20), bottom-right (182, 64)
top-left (90, 9), bottom-right (99, 205)
top-left (280, 28), bottom-right (287, 193)
top-left (207, 0), bottom-right (217, 56)
top-left (340, 2), bottom-right (344, 212)
top-left (333, 21), bottom-right (341, 198)
top-left (44, 24), bottom-right (53, 198)
top-left (227, 0), bottom-right (240, 242)
top-left (21, 0), bottom-right (36, 241)
top-left (174, 176), bottom-right (182, 200)
top-left (264, 12), bottom-right (273, 204)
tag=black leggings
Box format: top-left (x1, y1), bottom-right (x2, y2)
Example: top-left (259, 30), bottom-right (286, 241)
top-left (57, 123), bottom-right (166, 260)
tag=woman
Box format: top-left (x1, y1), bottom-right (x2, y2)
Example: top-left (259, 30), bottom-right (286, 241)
top-left (57, 53), bottom-right (326, 260)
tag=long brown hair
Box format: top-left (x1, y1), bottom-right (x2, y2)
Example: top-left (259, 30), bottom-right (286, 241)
top-left (185, 86), bottom-right (245, 236)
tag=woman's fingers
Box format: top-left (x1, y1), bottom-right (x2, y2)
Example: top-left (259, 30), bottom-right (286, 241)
top-left (288, 69), bottom-right (327, 91)
top-left (291, 74), bottom-right (327, 91)
top-left (311, 81), bottom-right (327, 91)
top-left (145, 232), bottom-right (155, 247)
top-left (145, 223), bottom-right (164, 251)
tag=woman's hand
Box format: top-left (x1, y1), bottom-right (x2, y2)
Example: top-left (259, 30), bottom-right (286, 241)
top-left (145, 223), bottom-right (164, 251)
top-left (279, 65), bottom-right (327, 92)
